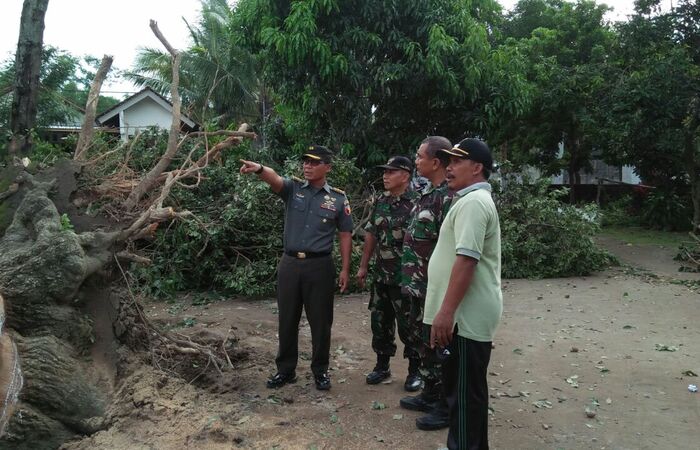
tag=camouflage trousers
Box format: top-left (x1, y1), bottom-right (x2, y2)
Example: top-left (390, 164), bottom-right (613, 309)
top-left (408, 295), bottom-right (443, 389)
top-left (368, 283), bottom-right (419, 360)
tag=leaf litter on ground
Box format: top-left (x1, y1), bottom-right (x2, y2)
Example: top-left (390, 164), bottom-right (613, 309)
top-left (371, 401), bottom-right (387, 410)
top-left (655, 344), bottom-right (679, 352)
top-left (566, 375), bottom-right (579, 388)
top-left (532, 399), bottom-right (553, 409)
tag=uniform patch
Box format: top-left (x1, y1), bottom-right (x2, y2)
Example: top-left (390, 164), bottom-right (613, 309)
top-left (344, 199), bottom-right (351, 215)
top-left (321, 198), bottom-right (337, 211)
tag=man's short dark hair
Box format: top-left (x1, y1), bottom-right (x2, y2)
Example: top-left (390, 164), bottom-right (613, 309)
top-left (420, 136), bottom-right (452, 159)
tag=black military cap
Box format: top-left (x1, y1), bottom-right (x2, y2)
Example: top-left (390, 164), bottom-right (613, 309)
top-left (376, 155), bottom-right (413, 173)
top-left (303, 145), bottom-right (333, 163)
top-left (438, 138), bottom-right (493, 170)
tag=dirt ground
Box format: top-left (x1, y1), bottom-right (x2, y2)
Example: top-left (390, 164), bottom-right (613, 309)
top-left (64, 236), bottom-right (700, 450)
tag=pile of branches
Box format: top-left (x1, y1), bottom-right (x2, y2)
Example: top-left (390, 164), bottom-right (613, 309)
top-left (676, 233), bottom-right (700, 272)
top-left (113, 263), bottom-right (238, 383)
top-left (68, 22), bottom-right (256, 377)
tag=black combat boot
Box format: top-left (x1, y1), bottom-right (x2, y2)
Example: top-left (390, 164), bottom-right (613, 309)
top-left (366, 354), bottom-right (391, 384)
top-left (404, 357), bottom-right (423, 392)
top-left (400, 377), bottom-right (439, 412)
top-left (415, 395), bottom-right (449, 431)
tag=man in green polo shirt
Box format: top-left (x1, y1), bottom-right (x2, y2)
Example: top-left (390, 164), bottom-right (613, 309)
top-left (424, 138), bottom-right (502, 450)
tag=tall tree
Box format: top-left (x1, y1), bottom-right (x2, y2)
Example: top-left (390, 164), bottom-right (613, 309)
top-left (499, 0), bottom-right (614, 201)
top-left (598, 0), bottom-right (700, 230)
top-left (8, 0), bottom-right (50, 158)
top-left (232, 0), bottom-right (530, 164)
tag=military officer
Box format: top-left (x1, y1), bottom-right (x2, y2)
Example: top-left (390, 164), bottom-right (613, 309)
top-left (240, 145), bottom-right (353, 391)
top-left (399, 136), bottom-right (454, 431)
top-left (356, 156), bottom-right (422, 392)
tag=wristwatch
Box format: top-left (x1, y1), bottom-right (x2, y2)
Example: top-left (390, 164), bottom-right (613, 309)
top-left (254, 164), bottom-right (264, 174)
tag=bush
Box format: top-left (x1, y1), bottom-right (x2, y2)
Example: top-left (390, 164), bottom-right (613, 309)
top-left (495, 177), bottom-right (616, 278)
top-left (639, 188), bottom-right (693, 231)
top-left (601, 195), bottom-right (643, 227)
top-left (30, 136), bottom-right (69, 165)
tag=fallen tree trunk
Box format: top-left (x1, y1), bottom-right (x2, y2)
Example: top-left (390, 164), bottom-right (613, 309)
top-left (124, 21), bottom-right (182, 211)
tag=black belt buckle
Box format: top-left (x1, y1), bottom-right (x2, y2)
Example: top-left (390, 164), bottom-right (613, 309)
top-left (286, 251), bottom-right (329, 259)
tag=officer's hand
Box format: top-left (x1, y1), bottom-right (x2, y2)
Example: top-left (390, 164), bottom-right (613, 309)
top-left (339, 269), bottom-right (350, 293)
top-left (355, 267), bottom-right (368, 289)
top-left (239, 159), bottom-right (261, 175)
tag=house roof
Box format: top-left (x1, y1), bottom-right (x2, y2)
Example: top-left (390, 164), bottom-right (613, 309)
top-left (96, 86), bottom-right (197, 128)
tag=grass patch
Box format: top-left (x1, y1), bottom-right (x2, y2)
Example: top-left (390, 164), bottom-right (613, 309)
top-left (600, 226), bottom-right (691, 247)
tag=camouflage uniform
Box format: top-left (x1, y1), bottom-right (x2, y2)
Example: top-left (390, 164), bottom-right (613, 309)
top-left (400, 181), bottom-right (453, 384)
top-left (365, 189), bottom-right (417, 359)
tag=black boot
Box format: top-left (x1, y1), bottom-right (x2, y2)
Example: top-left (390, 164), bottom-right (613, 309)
top-left (415, 396), bottom-right (449, 431)
top-left (404, 358), bottom-right (423, 392)
top-left (400, 376), bottom-right (439, 412)
top-left (366, 354), bottom-right (391, 384)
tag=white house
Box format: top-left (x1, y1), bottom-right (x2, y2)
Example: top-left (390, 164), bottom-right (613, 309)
top-left (96, 87), bottom-right (198, 140)
top-left (548, 142), bottom-right (641, 185)
top-left (550, 161), bottom-right (641, 185)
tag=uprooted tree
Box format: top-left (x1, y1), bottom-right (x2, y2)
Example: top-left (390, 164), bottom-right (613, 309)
top-left (0, 20), bottom-right (254, 449)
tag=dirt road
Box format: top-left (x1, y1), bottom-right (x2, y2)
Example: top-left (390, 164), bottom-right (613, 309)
top-left (66, 238), bottom-right (700, 450)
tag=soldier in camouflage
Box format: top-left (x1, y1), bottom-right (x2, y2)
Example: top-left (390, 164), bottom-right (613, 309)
top-left (356, 156), bottom-right (422, 392)
top-left (399, 136), bottom-right (455, 431)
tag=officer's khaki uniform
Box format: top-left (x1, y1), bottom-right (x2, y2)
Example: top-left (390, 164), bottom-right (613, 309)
top-left (275, 177), bottom-right (353, 376)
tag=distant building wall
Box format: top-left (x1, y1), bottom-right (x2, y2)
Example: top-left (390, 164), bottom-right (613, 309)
top-left (520, 162), bottom-right (641, 186)
top-left (122, 96), bottom-right (173, 138)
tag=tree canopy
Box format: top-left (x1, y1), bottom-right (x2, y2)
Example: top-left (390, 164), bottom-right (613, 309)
top-left (496, 0), bottom-right (615, 198)
top-left (231, 0), bottom-right (530, 164)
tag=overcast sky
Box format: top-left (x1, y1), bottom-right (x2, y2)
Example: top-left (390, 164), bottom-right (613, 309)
top-left (0, 0), bottom-right (640, 97)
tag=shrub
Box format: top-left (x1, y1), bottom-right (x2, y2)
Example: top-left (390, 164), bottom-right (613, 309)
top-left (495, 176), bottom-right (616, 278)
top-left (30, 136), bottom-right (68, 165)
top-left (639, 187), bottom-right (693, 231)
top-left (601, 194), bottom-right (643, 227)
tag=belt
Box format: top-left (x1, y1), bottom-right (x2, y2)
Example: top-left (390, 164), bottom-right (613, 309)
top-left (285, 251), bottom-right (331, 259)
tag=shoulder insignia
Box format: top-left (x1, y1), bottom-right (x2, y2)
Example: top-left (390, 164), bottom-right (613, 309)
top-left (330, 186), bottom-right (346, 195)
top-left (291, 176), bottom-right (304, 183)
